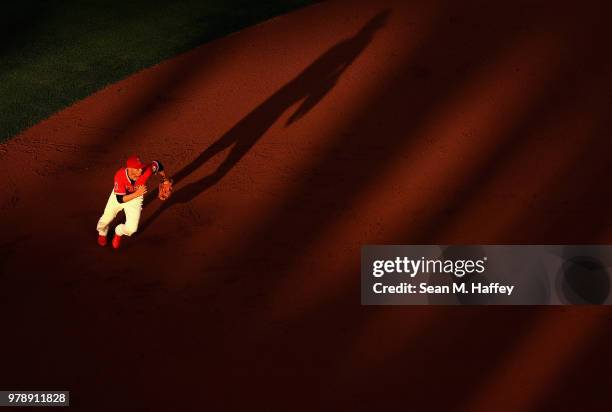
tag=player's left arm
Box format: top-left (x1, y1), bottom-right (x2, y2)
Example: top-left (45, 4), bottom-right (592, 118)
top-left (135, 160), bottom-right (171, 185)
top-left (156, 162), bottom-right (173, 201)
top-left (152, 160), bottom-right (172, 182)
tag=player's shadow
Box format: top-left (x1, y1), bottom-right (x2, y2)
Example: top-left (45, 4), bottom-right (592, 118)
top-left (139, 10), bottom-right (389, 232)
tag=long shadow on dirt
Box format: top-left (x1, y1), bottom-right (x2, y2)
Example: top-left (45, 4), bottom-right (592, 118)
top-left (139, 10), bottom-right (390, 232)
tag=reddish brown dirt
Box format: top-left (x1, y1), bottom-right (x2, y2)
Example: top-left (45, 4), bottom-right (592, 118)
top-left (2, 0), bottom-right (612, 410)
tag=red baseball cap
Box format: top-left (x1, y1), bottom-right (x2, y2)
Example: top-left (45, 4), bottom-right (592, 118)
top-left (126, 155), bottom-right (145, 169)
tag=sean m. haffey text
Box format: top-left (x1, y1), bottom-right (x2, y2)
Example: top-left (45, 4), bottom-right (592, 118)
top-left (372, 256), bottom-right (487, 278)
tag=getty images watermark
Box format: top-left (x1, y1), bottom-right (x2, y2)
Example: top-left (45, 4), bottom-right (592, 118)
top-left (361, 245), bottom-right (612, 305)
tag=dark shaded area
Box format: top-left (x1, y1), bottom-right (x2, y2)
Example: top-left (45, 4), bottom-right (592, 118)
top-left (0, 0), bottom-right (317, 141)
top-left (531, 312), bottom-right (612, 410)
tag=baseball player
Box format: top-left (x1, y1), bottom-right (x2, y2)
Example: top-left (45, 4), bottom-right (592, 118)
top-left (96, 155), bottom-right (172, 249)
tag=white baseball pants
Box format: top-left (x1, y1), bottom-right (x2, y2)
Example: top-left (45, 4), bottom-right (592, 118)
top-left (96, 191), bottom-right (143, 237)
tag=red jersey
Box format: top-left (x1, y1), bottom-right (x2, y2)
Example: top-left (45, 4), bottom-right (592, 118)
top-left (113, 161), bottom-right (161, 194)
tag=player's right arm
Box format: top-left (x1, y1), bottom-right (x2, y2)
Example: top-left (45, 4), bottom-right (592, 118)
top-left (116, 186), bottom-right (147, 203)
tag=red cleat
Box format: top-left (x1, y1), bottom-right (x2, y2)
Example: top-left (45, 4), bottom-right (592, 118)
top-left (97, 235), bottom-right (107, 247)
top-left (112, 234), bottom-right (122, 249)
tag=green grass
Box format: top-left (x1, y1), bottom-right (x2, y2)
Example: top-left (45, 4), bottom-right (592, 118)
top-left (0, 0), bottom-right (316, 142)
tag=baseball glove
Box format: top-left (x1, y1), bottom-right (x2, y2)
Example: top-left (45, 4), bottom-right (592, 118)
top-left (158, 179), bottom-right (173, 201)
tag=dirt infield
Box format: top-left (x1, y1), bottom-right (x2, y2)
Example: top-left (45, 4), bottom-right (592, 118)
top-left (2, 0), bottom-right (612, 410)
